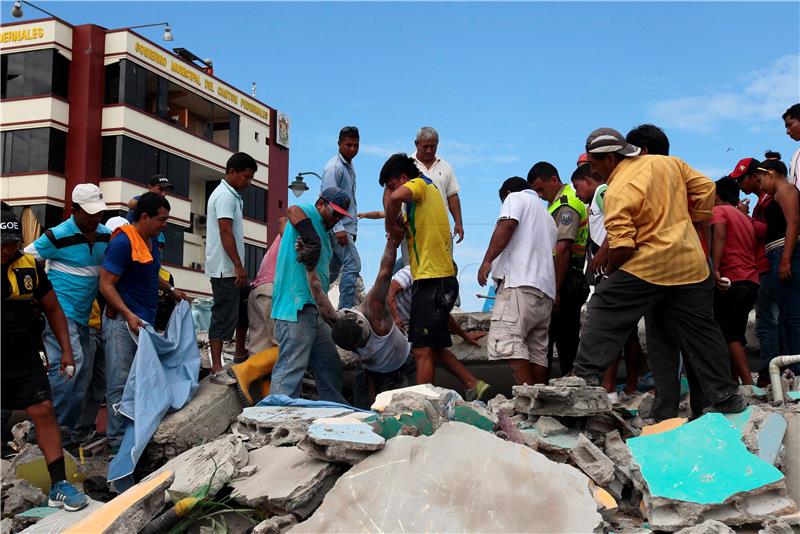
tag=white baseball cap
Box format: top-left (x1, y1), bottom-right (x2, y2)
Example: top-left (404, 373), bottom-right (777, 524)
top-left (104, 216), bottom-right (129, 231)
top-left (72, 184), bottom-right (108, 214)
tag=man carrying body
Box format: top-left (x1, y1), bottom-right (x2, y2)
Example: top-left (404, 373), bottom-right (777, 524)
top-left (412, 127), bottom-right (465, 243)
top-left (572, 127), bottom-right (745, 417)
top-left (322, 126), bottom-right (361, 309)
top-left (100, 193), bottom-right (189, 456)
top-left (2, 208), bottom-right (88, 511)
top-left (383, 153), bottom-right (489, 400)
top-left (477, 177), bottom-right (557, 385)
top-left (25, 184), bottom-right (111, 442)
top-left (206, 153), bottom-right (257, 384)
top-left (303, 237), bottom-right (416, 401)
top-left (269, 188), bottom-right (351, 403)
top-left (527, 162), bottom-right (590, 376)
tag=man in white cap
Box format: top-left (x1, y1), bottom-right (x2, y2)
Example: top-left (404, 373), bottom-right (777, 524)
top-left (25, 183), bottom-right (112, 444)
top-left (572, 128), bottom-right (745, 418)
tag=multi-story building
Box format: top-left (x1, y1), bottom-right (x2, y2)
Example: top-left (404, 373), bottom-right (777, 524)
top-left (0, 17), bottom-right (289, 296)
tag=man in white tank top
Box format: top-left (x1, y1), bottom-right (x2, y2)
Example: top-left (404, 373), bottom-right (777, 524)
top-left (303, 237), bottom-right (416, 397)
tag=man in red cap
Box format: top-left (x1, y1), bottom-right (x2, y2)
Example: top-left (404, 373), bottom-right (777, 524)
top-left (731, 157), bottom-right (779, 385)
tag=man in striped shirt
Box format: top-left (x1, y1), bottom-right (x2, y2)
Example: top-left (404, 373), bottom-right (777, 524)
top-left (25, 184), bottom-right (111, 442)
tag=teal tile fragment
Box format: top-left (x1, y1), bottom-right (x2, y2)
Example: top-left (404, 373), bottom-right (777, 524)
top-left (723, 405), bottom-right (753, 432)
top-left (15, 507), bottom-right (58, 519)
top-left (787, 391), bottom-right (800, 401)
top-left (627, 413), bottom-right (784, 505)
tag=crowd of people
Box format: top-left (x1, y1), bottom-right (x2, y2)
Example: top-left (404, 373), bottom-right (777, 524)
top-left (2, 104), bottom-right (799, 510)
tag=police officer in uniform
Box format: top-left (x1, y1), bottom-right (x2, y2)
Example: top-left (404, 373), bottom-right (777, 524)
top-left (528, 162), bottom-right (591, 376)
top-left (1, 206), bottom-right (87, 511)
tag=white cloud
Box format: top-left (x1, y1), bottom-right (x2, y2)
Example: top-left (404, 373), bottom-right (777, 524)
top-left (649, 54), bottom-right (800, 133)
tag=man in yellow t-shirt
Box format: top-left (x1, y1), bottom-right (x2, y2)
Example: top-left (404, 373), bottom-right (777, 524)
top-left (383, 153), bottom-right (489, 401)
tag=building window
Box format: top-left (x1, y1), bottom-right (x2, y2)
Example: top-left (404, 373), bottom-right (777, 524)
top-left (1, 49), bottom-right (69, 100)
top-left (101, 135), bottom-right (190, 197)
top-left (161, 222), bottom-right (185, 265)
top-left (107, 59), bottom-right (241, 151)
top-left (244, 243), bottom-right (265, 282)
top-left (1, 128), bottom-right (66, 174)
top-left (242, 185), bottom-right (267, 222)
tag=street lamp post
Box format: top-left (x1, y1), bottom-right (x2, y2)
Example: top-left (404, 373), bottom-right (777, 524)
top-left (11, 0), bottom-right (58, 18)
top-left (289, 171), bottom-right (322, 198)
top-left (127, 21), bottom-right (173, 41)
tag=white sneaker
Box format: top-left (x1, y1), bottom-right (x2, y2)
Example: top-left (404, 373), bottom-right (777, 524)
top-left (210, 370), bottom-right (237, 386)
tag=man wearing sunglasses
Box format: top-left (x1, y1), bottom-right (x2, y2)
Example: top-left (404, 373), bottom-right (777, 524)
top-left (269, 187), bottom-right (352, 403)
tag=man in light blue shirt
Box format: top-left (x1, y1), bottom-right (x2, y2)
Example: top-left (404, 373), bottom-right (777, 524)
top-left (205, 152), bottom-right (256, 385)
top-left (24, 184), bottom-right (110, 441)
top-left (321, 126), bottom-right (361, 309)
top-left (270, 187), bottom-right (352, 403)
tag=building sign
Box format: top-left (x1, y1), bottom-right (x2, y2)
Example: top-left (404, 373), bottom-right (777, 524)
top-left (1, 26), bottom-right (45, 44)
top-left (0, 20), bottom-right (71, 52)
top-left (131, 39), bottom-right (271, 124)
top-left (277, 112), bottom-right (290, 148)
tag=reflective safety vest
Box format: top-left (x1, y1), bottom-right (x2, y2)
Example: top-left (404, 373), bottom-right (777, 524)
top-left (5, 253), bottom-right (39, 301)
top-left (547, 184), bottom-right (589, 258)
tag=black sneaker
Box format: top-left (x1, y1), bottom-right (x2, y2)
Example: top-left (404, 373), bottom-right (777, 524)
top-left (703, 394), bottom-right (747, 415)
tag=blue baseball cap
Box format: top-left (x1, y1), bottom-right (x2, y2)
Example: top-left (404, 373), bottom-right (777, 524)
top-left (320, 187), bottom-right (352, 218)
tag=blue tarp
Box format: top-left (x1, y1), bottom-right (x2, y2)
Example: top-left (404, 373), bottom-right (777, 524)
top-left (108, 301), bottom-right (200, 482)
top-left (255, 394), bottom-right (372, 413)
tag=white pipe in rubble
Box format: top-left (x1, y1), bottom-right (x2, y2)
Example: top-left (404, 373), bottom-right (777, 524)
top-left (769, 354), bottom-right (800, 404)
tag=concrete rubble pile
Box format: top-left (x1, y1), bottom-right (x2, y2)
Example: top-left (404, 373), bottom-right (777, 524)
top-left (5, 361), bottom-right (800, 532)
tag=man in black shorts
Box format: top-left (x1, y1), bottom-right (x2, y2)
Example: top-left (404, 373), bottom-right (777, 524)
top-left (1, 207), bottom-right (87, 511)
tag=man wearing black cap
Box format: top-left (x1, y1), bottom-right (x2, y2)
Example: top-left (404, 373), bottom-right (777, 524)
top-left (269, 187), bottom-right (352, 403)
top-left (126, 174), bottom-right (174, 223)
top-left (1, 206), bottom-right (88, 511)
top-left (572, 128), bottom-right (745, 418)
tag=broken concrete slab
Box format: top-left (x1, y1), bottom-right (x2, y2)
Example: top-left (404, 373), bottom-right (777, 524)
top-left (452, 402), bottom-right (497, 432)
top-left (742, 409), bottom-right (788, 466)
top-left (143, 376), bottom-right (243, 466)
top-left (146, 434), bottom-right (248, 502)
top-left (12, 507), bottom-right (58, 532)
top-left (758, 518), bottom-right (794, 534)
top-left (252, 514), bottom-right (298, 534)
top-left (487, 393), bottom-right (516, 417)
top-left (513, 377), bottom-right (612, 417)
top-left (674, 519), bottom-right (734, 533)
top-left (569, 434), bottom-right (615, 486)
top-left (1, 478), bottom-right (45, 518)
top-left (230, 446), bottom-right (345, 519)
top-left (604, 430), bottom-right (634, 482)
top-left (616, 392), bottom-right (655, 418)
top-left (299, 417), bottom-right (385, 465)
top-left (61, 471), bottom-right (173, 534)
top-left (19, 499), bottom-right (104, 533)
top-left (782, 411), bottom-right (800, 508)
top-left (627, 413), bottom-right (796, 531)
top-left (534, 416), bottom-right (568, 437)
top-left (371, 384), bottom-right (462, 419)
top-left (293, 422), bottom-right (602, 533)
top-left (236, 406), bottom-right (354, 447)
top-left (10, 446), bottom-right (85, 494)
top-left (520, 427), bottom-right (581, 463)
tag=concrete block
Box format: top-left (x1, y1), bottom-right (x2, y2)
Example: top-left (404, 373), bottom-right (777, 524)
top-left (19, 499), bottom-right (104, 533)
top-left (293, 422), bottom-right (602, 533)
top-left (534, 416), bottom-right (568, 437)
top-left (758, 518), bottom-right (794, 534)
top-left (9, 446), bottom-right (85, 494)
top-left (299, 417), bottom-right (385, 465)
top-left (144, 377), bottom-right (243, 465)
top-left (628, 413), bottom-right (796, 531)
top-left (741, 409), bottom-right (788, 466)
top-left (604, 430), bottom-right (634, 482)
top-left (1, 479), bottom-right (44, 518)
top-left (372, 384), bottom-right (462, 420)
top-left (61, 471), bottom-right (174, 534)
top-left (452, 403), bottom-right (498, 432)
top-left (145, 434), bottom-right (249, 502)
top-left (230, 446), bottom-right (345, 519)
top-left (781, 411), bottom-right (800, 507)
top-left (252, 514), bottom-right (298, 534)
top-left (674, 519), bottom-right (734, 533)
top-left (236, 406), bottom-right (353, 447)
top-left (487, 393), bottom-right (516, 417)
top-left (520, 428), bottom-right (581, 463)
top-left (513, 378), bottom-right (612, 417)
top-left (569, 434), bottom-right (616, 487)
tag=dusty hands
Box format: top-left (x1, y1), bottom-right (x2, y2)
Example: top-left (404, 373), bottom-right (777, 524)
top-left (295, 237), bottom-right (321, 270)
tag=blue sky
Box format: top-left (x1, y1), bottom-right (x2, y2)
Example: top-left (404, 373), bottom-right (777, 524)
top-left (8, 1), bottom-right (799, 311)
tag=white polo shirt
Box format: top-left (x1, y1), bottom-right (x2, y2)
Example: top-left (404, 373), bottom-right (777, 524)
top-left (491, 190), bottom-right (557, 299)
top-left (412, 152), bottom-right (460, 205)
